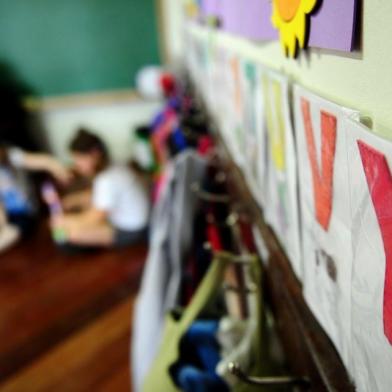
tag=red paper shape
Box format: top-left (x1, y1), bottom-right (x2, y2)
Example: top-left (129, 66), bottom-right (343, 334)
top-left (230, 57), bottom-right (242, 116)
top-left (301, 98), bottom-right (337, 231)
top-left (358, 140), bottom-right (392, 345)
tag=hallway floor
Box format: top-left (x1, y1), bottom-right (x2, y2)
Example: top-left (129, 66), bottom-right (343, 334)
top-left (0, 223), bottom-right (147, 391)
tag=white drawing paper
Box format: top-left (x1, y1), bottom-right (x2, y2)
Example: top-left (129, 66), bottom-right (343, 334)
top-left (345, 118), bottom-right (392, 392)
top-left (238, 59), bottom-right (267, 207)
top-left (293, 84), bottom-right (359, 367)
top-left (262, 70), bottom-right (302, 280)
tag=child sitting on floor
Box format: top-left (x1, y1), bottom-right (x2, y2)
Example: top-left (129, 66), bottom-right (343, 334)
top-left (51, 129), bottom-right (149, 248)
top-left (0, 144), bottom-right (70, 253)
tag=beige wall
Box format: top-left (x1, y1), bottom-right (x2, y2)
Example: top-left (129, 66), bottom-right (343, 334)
top-left (33, 92), bottom-right (162, 163)
top-left (159, 0), bottom-right (185, 67)
top-left (167, 1), bottom-right (392, 139)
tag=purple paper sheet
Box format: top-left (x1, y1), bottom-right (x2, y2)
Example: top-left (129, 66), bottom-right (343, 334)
top-left (220, 0), bottom-right (243, 35)
top-left (309, 0), bottom-right (357, 51)
top-left (214, 0), bottom-right (358, 52)
top-left (242, 0), bottom-right (277, 40)
top-left (200, 0), bottom-right (220, 17)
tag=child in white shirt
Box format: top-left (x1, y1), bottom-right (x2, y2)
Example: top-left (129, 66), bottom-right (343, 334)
top-left (53, 129), bottom-right (149, 248)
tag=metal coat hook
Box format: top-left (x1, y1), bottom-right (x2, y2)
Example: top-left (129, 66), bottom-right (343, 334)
top-left (226, 212), bottom-right (239, 227)
top-left (227, 363), bottom-right (311, 389)
top-left (205, 212), bottom-right (240, 228)
top-left (223, 282), bottom-right (257, 294)
top-left (203, 245), bottom-right (257, 265)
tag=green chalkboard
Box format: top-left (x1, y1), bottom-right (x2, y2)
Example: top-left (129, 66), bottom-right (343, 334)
top-left (0, 0), bottom-right (160, 96)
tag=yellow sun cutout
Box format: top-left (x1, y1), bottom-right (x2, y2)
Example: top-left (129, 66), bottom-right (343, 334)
top-left (183, 0), bottom-right (199, 18)
top-left (271, 0), bottom-right (318, 57)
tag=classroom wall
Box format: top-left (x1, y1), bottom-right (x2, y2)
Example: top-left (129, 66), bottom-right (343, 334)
top-left (166, 1), bottom-right (392, 139)
top-left (38, 94), bottom-right (162, 163)
top-left (0, 0), bottom-right (160, 97)
top-left (160, 0), bottom-right (185, 66)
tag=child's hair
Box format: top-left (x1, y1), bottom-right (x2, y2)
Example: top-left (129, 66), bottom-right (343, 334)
top-left (69, 128), bottom-right (109, 172)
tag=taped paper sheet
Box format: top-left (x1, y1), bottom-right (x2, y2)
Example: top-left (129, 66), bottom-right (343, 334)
top-left (263, 70), bottom-right (302, 279)
top-left (345, 118), bottom-right (392, 392)
top-left (239, 59), bottom-right (267, 207)
top-left (219, 52), bottom-right (246, 169)
top-left (293, 84), bottom-right (359, 366)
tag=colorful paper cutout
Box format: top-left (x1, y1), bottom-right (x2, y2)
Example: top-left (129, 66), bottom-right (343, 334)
top-left (263, 71), bottom-right (302, 279)
top-left (231, 57), bottom-right (242, 116)
top-left (308, 0), bottom-right (357, 52)
top-left (358, 141), bottom-right (392, 345)
top-left (220, 0), bottom-right (243, 35)
top-left (242, 0), bottom-right (279, 40)
top-left (271, 0), bottom-right (318, 57)
top-left (216, 52), bottom-right (246, 168)
top-left (235, 60), bottom-right (268, 208)
top-left (229, 56), bottom-right (246, 166)
top-left (195, 0), bottom-right (358, 53)
top-left (242, 62), bottom-right (259, 182)
top-left (294, 85), bottom-right (358, 368)
top-left (184, 0), bottom-right (200, 18)
top-left (264, 77), bottom-right (286, 171)
top-left (200, 0), bottom-right (220, 19)
top-left (345, 118), bottom-right (392, 392)
top-left (301, 98), bottom-right (337, 231)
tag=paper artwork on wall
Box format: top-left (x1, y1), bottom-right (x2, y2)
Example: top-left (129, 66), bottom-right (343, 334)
top-left (210, 47), bottom-right (229, 123)
top-left (183, 0), bottom-right (200, 19)
top-left (220, 0), bottom-right (243, 35)
top-left (200, 0), bottom-right (221, 20)
top-left (271, 0), bottom-right (359, 55)
top-left (345, 118), bottom-right (392, 392)
top-left (271, 0), bottom-right (318, 57)
top-left (308, 0), bottom-right (358, 52)
top-left (209, 49), bottom-right (243, 169)
top-left (222, 54), bottom-right (247, 168)
top-left (293, 84), bottom-right (359, 366)
top-left (239, 60), bottom-right (267, 207)
top-left (242, 0), bottom-right (279, 41)
top-left (187, 37), bottom-right (207, 88)
top-left (185, 29), bottom-right (392, 392)
top-left (262, 70), bottom-right (302, 278)
top-left (197, 0), bottom-right (358, 55)
top-left (203, 36), bottom-right (219, 111)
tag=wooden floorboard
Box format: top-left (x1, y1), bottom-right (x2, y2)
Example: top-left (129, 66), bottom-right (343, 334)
top-left (0, 223), bottom-right (146, 390)
top-left (0, 298), bottom-right (134, 392)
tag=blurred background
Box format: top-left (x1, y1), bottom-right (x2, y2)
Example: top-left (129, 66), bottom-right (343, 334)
top-left (0, 0), bottom-right (183, 161)
top-left (1, 2), bottom-right (387, 392)
top-left (0, 1), bottom-right (182, 391)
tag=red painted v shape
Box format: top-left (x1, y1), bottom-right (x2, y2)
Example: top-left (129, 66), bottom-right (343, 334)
top-left (301, 98), bottom-right (337, 231)
top-left (358, 140), bottom-right (392, 345)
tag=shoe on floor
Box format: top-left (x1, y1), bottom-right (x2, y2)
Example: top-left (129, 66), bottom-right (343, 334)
top-left (0, 224), bottom-right (20, 253)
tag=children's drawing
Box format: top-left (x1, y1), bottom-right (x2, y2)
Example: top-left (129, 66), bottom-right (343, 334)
top-left (293, 84), bottom-right (359, 367)
top-left (346, 118), bottom-right (392, 392)
top-left (263, 70), bottom-right (302, 279)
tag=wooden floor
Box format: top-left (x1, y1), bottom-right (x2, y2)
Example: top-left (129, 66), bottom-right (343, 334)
top-left (0, 223), bottom-right (147, 391)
